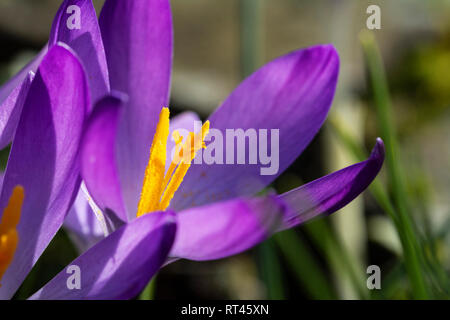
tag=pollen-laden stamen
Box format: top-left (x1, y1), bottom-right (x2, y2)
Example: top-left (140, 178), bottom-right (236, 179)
top-left (136, 108), bottom-right (209, 217)
top-left (0, 186), bottom-right (24, 287)
top-left (137, 108), bottom-right (171, 217)
top-left (158, 123), bottom-right (209, 211)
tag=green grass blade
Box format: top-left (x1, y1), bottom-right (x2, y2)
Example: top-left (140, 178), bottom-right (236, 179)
top-left (239, 0), bottom-right (264, 78)
top-left (360, 31), bottom-right (429, 299)
top-left (258, 239), bottom-right (286, 299)
top-left (274, 229), bottom-right (337, 299)
top-left (304, 219), bottom-right (369, 299)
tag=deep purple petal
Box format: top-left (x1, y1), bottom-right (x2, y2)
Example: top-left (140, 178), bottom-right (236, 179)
top-left (30, 211), bottom-right (176, 300)
top-left (50, 0), bottom-right (109, 103)
top-left (278, 138), bottom-right (385, 230)
top-left (170, 196), bottom-right (286, 261)
top-left (99, 0), bottom-right (173, 214)
top-left (173, 45), bottom-right (340, 210)
top-left (64, 185), bottom-right (105, 253)
top-left (0, 72), bottom-right (34, 149)
top-left (0, 44), bottom-right (89, 299)
top-left (81, 94), bottom-right (128, 221)
top-left (0, 47), bottom-right (47, 149)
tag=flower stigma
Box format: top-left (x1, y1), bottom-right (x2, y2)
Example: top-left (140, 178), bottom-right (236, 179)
top-left (136, 108), bottom-right (210, 217)
top-left (0, 185), bottom-right (24, 287)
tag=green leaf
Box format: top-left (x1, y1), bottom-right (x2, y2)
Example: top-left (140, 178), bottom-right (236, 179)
top-left (139, 276), bottom-right (157, 300)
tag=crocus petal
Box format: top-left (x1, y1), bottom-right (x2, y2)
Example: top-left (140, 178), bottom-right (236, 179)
top-left (64, 185), bottom-right (105, 253)
top-left (0, 43), bottom-right (89, 299)
top-left (30, 211), bottom-right (176, 300)
top-left (0, 72), bottom-right (34, 148)
top-left (50, 0), bottom-right (109, 103)
top-left (170, 196), bottom-right (286, 261)
top-left (0, 47), bottom-right (47, 149)
top-left (173, 45), bottom-right (340, 210)
top-left (278, 138), bottom-right (385, 230)
top-left (81, 94), bottom-right (128, 222)
top-left (100, 0), bottom-right (173, 214)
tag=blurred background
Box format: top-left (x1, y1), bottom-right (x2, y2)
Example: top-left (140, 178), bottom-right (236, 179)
top-left (1, 0), bottom-right (449, 299)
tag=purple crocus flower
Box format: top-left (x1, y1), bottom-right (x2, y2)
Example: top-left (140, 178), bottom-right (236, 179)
top-left (0, 36), bottom-right (175, 301)
top-left (0, 0), bottom-right (384, 300)
top-left (56, 1), bottom-right (382, 262)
